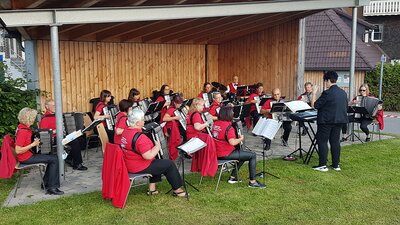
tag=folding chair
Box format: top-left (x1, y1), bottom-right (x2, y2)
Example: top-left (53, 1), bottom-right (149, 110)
top-left (370, 119), bottom-right (381, 141)
top-left (96, 123), bottom-right (109, 154)
top-left (83, 113), bottom-right (100, 159)
top-left (199, 159), bottom-right (238, 192)
top-left (10, 147), bottom-right (46, 197)
top-left (124, 173), bottom-right (152, 206)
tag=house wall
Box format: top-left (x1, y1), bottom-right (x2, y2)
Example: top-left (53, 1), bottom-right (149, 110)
top-left (363, 16), bottom-right (400, 59)
top-left (218, 19), bottom-right (300, 98)
top-left (304, 70), bottom-right (365, 97)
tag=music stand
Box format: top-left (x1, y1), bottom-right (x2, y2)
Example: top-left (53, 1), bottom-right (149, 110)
top-left (237, 86), bottom-right (248, 97)
top-left (344, 106), bottom-right (367, 143)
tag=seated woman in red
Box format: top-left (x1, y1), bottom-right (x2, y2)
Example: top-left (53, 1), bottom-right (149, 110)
top-left (163, 94), bottom-right (187, 141)
top-left (15, 107), bottom-right (64, 195)
top-left (94, 89), bottom-right (114, 143)
top-left (114, 99), bottom-right (132, 145)
top-left (212, 105), bottom-right (265, 189)
top-left (120, 109), bottom-right (187, 197)
top-left (186, 98), bottom-right (209, 139)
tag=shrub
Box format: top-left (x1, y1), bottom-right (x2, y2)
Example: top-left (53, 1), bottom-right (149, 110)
top-left (365, 62), bottom-right (400, 111)
top-left (0, 62), bottom-right (40, 145)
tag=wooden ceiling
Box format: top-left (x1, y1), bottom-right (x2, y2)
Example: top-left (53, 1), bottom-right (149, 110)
top-left (0, 0), bottom-right (319, 44)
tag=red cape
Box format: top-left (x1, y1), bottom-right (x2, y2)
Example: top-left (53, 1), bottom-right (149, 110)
top-left (102, 143), bottom-right (131, 208)
top-left (0, 134), bottom-right (16, 179)
top-left (167, 121), bottom-right (180, 160)
top-left (190, 133), bottom-right (218, 177)
top-left (376, 110), bottom-right (384, 130)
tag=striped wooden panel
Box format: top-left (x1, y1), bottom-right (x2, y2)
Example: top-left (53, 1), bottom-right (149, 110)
top-left (217, 20), bottom-right (299, 99)
top-left (36, 40), bottom-right (206, 112)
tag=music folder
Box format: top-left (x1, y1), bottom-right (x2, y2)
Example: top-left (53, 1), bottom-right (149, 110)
top-left (177, 137), bottom-right (207, 154)
top-left (236, 86), bottom-right (248, 97)
top-left (62, 118), bottom-right (104, 145)
top-left (252, 118), bottom-right (282, 140)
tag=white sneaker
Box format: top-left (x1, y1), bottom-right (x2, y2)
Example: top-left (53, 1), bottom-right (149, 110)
top-left (331, 165), bottom-right (341, 171)
top-left (312, 165), bottom-right (328, 172)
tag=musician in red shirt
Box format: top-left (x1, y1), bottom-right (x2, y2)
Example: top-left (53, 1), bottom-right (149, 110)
top-left (226, 75), bottom-right (240, 94)
top-left (163, 94), bottom-right (186, 141)
top-left (246, 82), bottom-right (264, 128)
top-left (260, 88), bottom-right (292, 148)
top-left (197, 82), bottom-right (213, 98)
top-left (153, 84), bottom-right (171, 123)
top-left (120, 109), bottom-right (187, 197)
top-left (114, 99), bottom-right (132, 145)
top-left (127, 88), bottom-right (141, 107)
top-left (40, 99), bottom-right (87, 170)
top-left (15, 107), bottom-right (64, 195)
top-left (212, 105), bottom-right (265, 189)
top-left (209, 92), bottom-right (223, 121)
top-left (94, 90), bottom-right (114, 143)
top-left (186, 98), bottom-right (209, 139)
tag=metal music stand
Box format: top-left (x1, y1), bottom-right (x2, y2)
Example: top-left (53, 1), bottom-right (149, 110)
top-left (344, 106), bottom-right (368, 143)
top-left (144, 101), bottom-right (163, 122)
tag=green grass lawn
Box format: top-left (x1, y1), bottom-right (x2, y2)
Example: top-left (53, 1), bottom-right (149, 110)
top-left (1, 139), bottom-right (400, 225)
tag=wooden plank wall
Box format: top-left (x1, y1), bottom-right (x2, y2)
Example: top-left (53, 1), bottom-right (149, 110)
top-left (304, 70), bottom-right (366, 97)
top-left (36, 40), bottom-right (206, 112)
top-left (217, 20), bottom-right (300, 99)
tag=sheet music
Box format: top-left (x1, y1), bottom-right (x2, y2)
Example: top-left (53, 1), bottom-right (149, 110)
top-left (62, 130), bottom-right (83, 145)
top-left (254, 96), bottom-right (261, 114)
top-left (164, 95), bottom-right (171, 104)
top-left (284, 100), bottom-right (312, 112)
top-left (252, 117), bottom-right (282, 140)
top-left (177, 137), bottom-right (207, 154)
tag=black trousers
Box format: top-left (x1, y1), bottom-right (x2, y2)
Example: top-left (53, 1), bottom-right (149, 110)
top-left (250, 111), bottom-right (260, 128)
top-left (316, 123), bottom-right (344, 168)
top-left (137, 159), bottom-right (183, 190)
top-left (218, 148), bottom-right (257, 180)
top-left (22, 154), bottom-right (60, 189)
top-left (360, 118), bottom-right (373, 136)
top-left (56, 137), bottom-right (84, 166)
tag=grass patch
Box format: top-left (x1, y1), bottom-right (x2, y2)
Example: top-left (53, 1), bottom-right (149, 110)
top-left (1, 139), bottom-right (400, 225)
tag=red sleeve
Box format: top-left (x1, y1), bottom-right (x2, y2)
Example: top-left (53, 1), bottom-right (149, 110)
top-left (155, 96), bottom-right (164, 103)
top-left (15, 129), bottom-right (31, 147)
top-left (261, 100), bottom-right (272, 110)
top-left (297, 95), bottom-right (302, 100)
top-left (136, 135), bottom-right (154, 155)
top-left (116, 116), bottom-right (127, 129)
top-left (96, 102), bottom-right (106, 113)
top-left (226, 126), bottom-right (236, 141)
top-left (39, 116), bottom-right (56, 130)
top-left (247, 93), bottom-right (256, 103)
top-left (192, 113), bottom-right (203, 124)
top-left (198, 92), bottom-right (203, 98)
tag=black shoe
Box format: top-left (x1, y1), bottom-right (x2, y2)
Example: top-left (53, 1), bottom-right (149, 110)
top-left (46, 188), bottom-right (64, 195)
top-left (73, 164), bottom-right (88, 171)
top-left (248, 180), bottom-right (266, 189)
top-left (365, 137), bottom-right (371, 142)
top-left (301, 128), bottom-right (307, 136)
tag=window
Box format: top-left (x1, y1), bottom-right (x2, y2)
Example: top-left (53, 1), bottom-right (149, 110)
top-left (371, 24), bottom-right (383, 42)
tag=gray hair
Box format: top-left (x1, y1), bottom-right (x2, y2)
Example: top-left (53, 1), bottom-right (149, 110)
top-left (127, 109), bottom-right (144, 126)
top-left (18, 107), bottom-right (38, 126)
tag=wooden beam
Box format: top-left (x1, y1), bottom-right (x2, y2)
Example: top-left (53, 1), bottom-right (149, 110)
top-left (177, 14), bottom-right (271, 43)
top-left (67, 23), bottom-right (124, 40)
top-left (0, 1), bottom-right (11, 10)
top-left (206, 11), bottom-right (313, 44)
top-left (17, 27), bottom-right (31, 39)
top-left (11, 0), bottom-right (47, 9)
top-left (95, 21), bottom-right (158, 41)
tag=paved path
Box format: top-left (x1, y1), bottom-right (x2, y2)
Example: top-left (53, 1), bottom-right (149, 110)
top-left (3, 125), bottom-right (394, 207)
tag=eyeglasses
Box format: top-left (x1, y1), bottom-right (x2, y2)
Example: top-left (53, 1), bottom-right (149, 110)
top-left (359, 89), bottom-right (366, 92)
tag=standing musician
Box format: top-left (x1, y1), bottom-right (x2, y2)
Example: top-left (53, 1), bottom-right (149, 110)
top-left (127, 88), bottom-right (141, 107)
top-left (226, 75), bottom-right (240, 94)
top-left (246, 82), bottom-right (264, 128)
top-left (260, 88), bottom-right (292, 148)
top-left (297, 82), bottom-right (313, 136)
top-left (186, 98), bottom-right (210, 139)
top-left (212, 105), bottom-right (266, 189)
top-left (163, 94), bottom-right (187, 142)
top-left (40, 99), bottom-right (87, 171)
top-left (120, 109), bottom-right (187, 197)
top-left (15, 108), bottom-right (64, 195)
top-left (209, 92), bottom-right (223, 121)
top-left (94, 89), bottom-right (114, 143)
top-left (197, 82), bottom-right (213, 98)
top-left (311, 71), bottom-right (348, 172)
top-left (114, 99), bottom-right (133, 145)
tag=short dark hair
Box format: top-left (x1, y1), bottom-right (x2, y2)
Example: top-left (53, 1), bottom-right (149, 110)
top-left (118, 99), bottom-right (132, 113)
top-left (172, 93), bottom-right (184, 105)
top-left (128, 88), bottom-right (140, 101)
top-left (99, 90), bottom-right (111, 102)
top-left (218, 105), bottom-right (234, 121)
top-left (256, 82), bottom-right (263, 89)
top-left (323, 71), bottom-right (338, 83)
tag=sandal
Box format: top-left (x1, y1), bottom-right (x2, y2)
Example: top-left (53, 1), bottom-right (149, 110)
top-left (172, 191), bottom-right (188, 198)
top-left (147, 190), bottom-right (159, 196)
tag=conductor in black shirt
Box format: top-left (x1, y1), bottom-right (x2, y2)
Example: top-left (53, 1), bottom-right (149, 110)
top-left (311, 71), bottom-right (348, 172)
